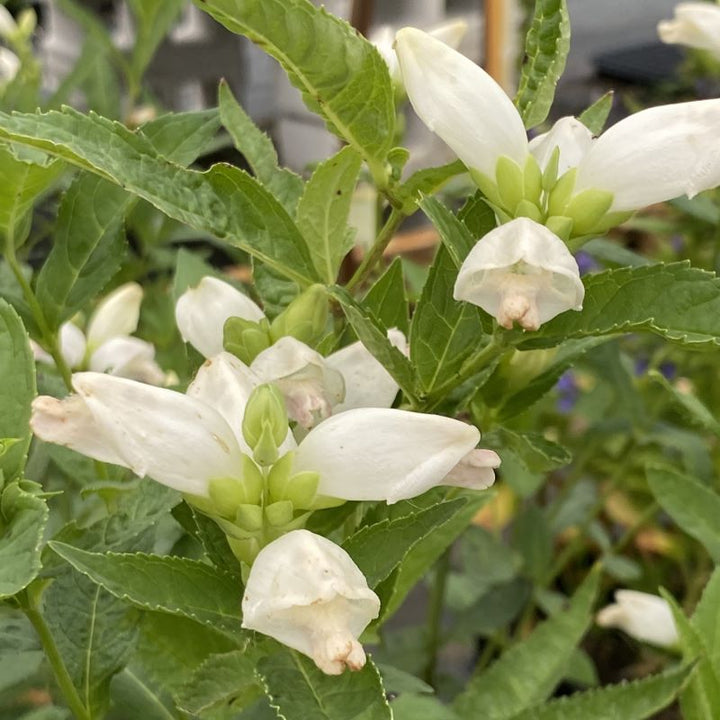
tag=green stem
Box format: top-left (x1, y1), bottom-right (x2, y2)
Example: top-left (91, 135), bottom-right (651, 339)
top-left (346, 207), bottom-right (406, 292)
top-left (422, 547), bottom-right (452, 686)
top-left (20, 586), bottom-right (91, 720)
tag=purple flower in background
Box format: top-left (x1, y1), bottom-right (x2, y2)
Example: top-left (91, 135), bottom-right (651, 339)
top-left (556, 370), bottom-right (579, 413)
top-left (574, 251), bottom-right (599, 276)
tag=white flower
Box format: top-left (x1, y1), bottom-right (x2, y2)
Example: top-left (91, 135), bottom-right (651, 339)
top-left (242, 529), bottom-right (380, 675)
top-left (30, 352), bottom-right (499, 503)
top-left (658, 3), bottom-right (720, 59)
top-left (596, 590), bottom-right (679, 649)
top-left (32, 282), bottom-right (169, 385)
top-left (0, 47), bottom-right (19, 83)
top-left (176, 277), bottom-right (406, 425)
top-left (454, 218), bottom-right (584, 330)
top-left (0, 6), bottom-right (17, 39)
top-left (394, 26), bottom-right (720, 219)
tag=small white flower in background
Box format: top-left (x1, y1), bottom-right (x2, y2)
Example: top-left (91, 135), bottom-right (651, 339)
top-left (242, 529), bottom-right (380, 675)
top-left (658, 2), bottom-right (720, 60)
top-left (31, 282), bottom-right (170, 385)
top-left (175, 277), bottom-right (407, 426)
top-left (0, 46), bottom-right (19, 83)
top-left (394, 26), bottom-right (720, 232)
top-left (596, 590), bottom-right (679, 649)
top-left (30, 352), bottom-right (498, 504)
top-left (454, 217), bottom-right (584, 331)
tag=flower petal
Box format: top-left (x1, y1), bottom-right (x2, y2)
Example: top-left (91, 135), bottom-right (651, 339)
top-left (294, 408), bottom-right (481, 503)
top-left (574, 99), bottom-right (720, 211)
top-left (175, 277), bottom-right (265, 358)
top-left (394, 26), bottom-right (528, 177)
top-left (443, 448), bottom-right (500, 491)
top-left (86, 282), bottom-right (143, 349)
top-left (528, 116), bottom-right (595, 175)
top-left (658, 3), bottom-right (720, 59)
top-left (0, 47), bottom-right (19, 83)
top-left (89, 336), bottom-right (166, 386)
top-left (242, 530), bottom-right (380, 675)
top-left (59, 322), bottom-right (87, 369)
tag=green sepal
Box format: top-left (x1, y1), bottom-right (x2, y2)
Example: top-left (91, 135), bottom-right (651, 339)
top-left (266, 451), bottom-right (294, 502)
top-left (583, 209), bottom-right (634, 235)
top-left (227, 535), bottom-right (260, 566)
top-left (523, 155), bottom-right (543, 206)
top-left (545, 215), bottom-right (574, 241)
top-left (264, 500), bottom-right (294, 527)
top-left (308, 494), bottom-right (347, 510)
top-left (541, 146), bottom-right (560, 191)
top-left (564, 188), bottom-right (614, 235)
top-left (252, 425), bottom-right (280, 467)
top-left (547, 167), bottom-right (577, 217)
top-left (269, 284), bottom-right (328, 346)
top-left (235, 503), bottom-right (264, 532)
top-left (241, 455), bottom-right (265, 501)
top-left (224, 316), bottom-right (271, 365)
top-left (515, 199), bottom-right (543, 222)
top-left (242, 384), bottom-right (288, 463)
top-left (495, 156), bottom-right (525, 215)
top-left (208, 476), bottom-right (258, 518)
top-left (470, 169), bottom-right (503, 209)
top-left (286, 472), bottom-right (320, 510)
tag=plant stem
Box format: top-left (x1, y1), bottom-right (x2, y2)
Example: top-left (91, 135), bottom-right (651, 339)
top-left (20, 586), bottom-right (90, 720)
top-left (423, 546), bottom-right (452, 686)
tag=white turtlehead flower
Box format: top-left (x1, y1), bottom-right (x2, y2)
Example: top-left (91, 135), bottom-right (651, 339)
top-left (454, 218), bottom-right (584, 331)
top-left (175, 277), bottom-right (406, 425)
top-left (658, 3), bottom-right (720, 59)
top-left (32, 282), bottom-right (169, 385)
top-left (30, 352), bottom-right (499, 503)
top-left (596, 590), bottom-right (679, 649)
top-left (242, 530), bottom-right (380, 675)
top-left (394, 26), bottom-right (720, 215)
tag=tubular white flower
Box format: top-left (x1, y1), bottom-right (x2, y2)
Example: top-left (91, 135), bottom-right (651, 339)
top-left (293, 408), bottom-right (497, 503)
top-left (529, 116), bottom-right (595, 176)
top-left (86, 282), bottom-right (143, 350)
top-left (242, 530), bottom-right (380, 675)
top-left (58, 322), bottom-right (87, 369)
top-left (454, 218), bottom-right (584, 331)
top-left (0, 47), bottom-right (19, 83)
top-left (30, 372), bottom-right (244, 496)
top-left (394, 26), bottom-right (528, 177)
top-left (175, 276), bottom-right (265, 358)
top-left (658, 3), bottom-right (720, 59)
top-left (88, 335), bottom-right (166, 385)
top-left (574, 100), bottom-right (720, 211)
top-left (596, 590), bottom-right (679, 648)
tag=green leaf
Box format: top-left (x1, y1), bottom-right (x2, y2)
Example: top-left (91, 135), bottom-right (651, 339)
top-left (520, 263), bottom-right (720, 349)
top-left (453, 568), bottom-right (600, 719)
top-left (513, 505), bottom-right (553, 581)
top-left (296, 146), bottom-right (362, 283)
top-left (398, 160), bottom-right (467, 214)
top-left (362, 257), bottom-right (409, 335)
top-left (49, 543), bottom-right (245, 637)
top-left (509, 664), bottom-right (692, 720)
top-left (647, 466), bottom-right (720, 561)
top-left (258, 650), bottom-right (391, 720)
top-left (692, 566), bottom-right (720, 672)
top-left (514, 0), bottom-right (570, 130)
top-left (420, 195), bottom-right (482, 267)
top-left (0, 301), bottom-right (35, 480)
top-left (127, 0), bottom-right (185, 82)
top-left (0, 107), bottom-right (319, 286)
top-left (110, 667), bottom-right (178, 720)
top-left (0, 482), bottom-right (48, 598)
top-left (578, 91), bottom-right (614, 136)
top-left (391, 695), bottom-right (460, 720)
top-left (0, 610), bottom-right (42, 693)
top-left (343, 498), bottom-right (467, 588)
top-left (582, 237), bottom-right (653, 268)
top-left (649, 370), bottom-right (720, 436)
top-left (330, 286), bottom-right (416, 402)
top-left (140, 109), bottom-right (222, 166)
top-left (219, 81), bottom-right (303, 213)
top-left (176, 649), bottom-right (262, 714)
top-left (195, 0), bottom-right (395, 163)
top-left (0, 145), bottom-right (64, 241)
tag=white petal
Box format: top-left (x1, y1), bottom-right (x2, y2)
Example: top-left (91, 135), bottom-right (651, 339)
top-left (175, 276), bottom-right (265, 358)
top-left (294, 408), bottom-right (481, 503)
top-left (454, 218), bottom-right (584, 330)
top-left (56, 372), bottom-right (243, 495)
top-left (0, 47), bottom-right (19, 83)
top-left (59, 322), bottom-right (87, 369)
top-left (86, 282), bottom-right (143, 350)
top-left (443, 448), bottom-right (500, 490)
top-left (596, 590), bottom-right (679, 648)
top-left (326, 330), bottom-right (407, 413)
top-left (0, 6), bottom-right (17, 38)
top-left (30, 339), bottom-right (53, 366)
top-left (394, 27), bottom-right (528, 177)
top-left (574, 99), bottom-right (720, 211)
top-left (242, 530), bottom-right (380, 675)
top-left (529, 116), bottom-right (595, 175)
top-left (89, 336), bottom-right (167, 385)
top-left (658, 3), bottom-right (720, 59)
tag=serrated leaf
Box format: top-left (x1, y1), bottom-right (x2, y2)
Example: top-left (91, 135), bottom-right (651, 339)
top-left (110, 667), bottom-right (178, 720)
top-left (219, 82), bottom-right (303, 213)
top-left (0, 108), bottom-right (319, 286)
top-left (391, 695), bottom-right (460, 720)
top-left (509, 663), bottom-right (692, 720)
top-left (330, 286), bottom-right (416, 402)
top-left (259, 650), bottom-right (391, 720)
top-left (343, 497), bottom-right (467, 588)
top-left (420, 195), bottom-right (483, 267)
top-left (140, 109), bottom-right (222, 166)
top-left (49, 543), bottom-right (245, 637)
top-left (362, 257), bottom-right (409, 335)
top-left (649, 370), bottom-right (720, 436)
top-left (296, 146), bottom-right (362, 283)
top-left (0, 483), bottom-right (48, 598)
top-left (692, 566), bottom-right (720, 672)
top-left (578, 91), bottom-right (614, 136)
top-left (399, 159), bottom-right (466, 213)
top-left (0, 301), bottom-right (35, 480)
top-left (515, 0), bottom-right (570, 129)
top-left (195, 0), bottom-right (395, 162)
top-left (647, 466), bottom-right (720, 561)
top-left (453, 568), bottom-right (600, 719)
top-left (519, 263), bottom-right (720, 349)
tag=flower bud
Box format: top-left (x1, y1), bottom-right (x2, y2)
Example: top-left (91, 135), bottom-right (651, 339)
top-left (268, 453), bottom-right (320, 509)
top-left (242, 384), bottom-right (289, 455)
top-left (224, 316), bottom-right (271, 365)
top-left (269, 285), bottom-right (328, 347)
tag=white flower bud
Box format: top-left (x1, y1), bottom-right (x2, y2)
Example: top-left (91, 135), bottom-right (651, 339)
top-left (86, 282), bottom-right (143, 350)
top-left (454, 218), bottom-right (584, 331)
top-left (242, 530), bottom-right (380, 675)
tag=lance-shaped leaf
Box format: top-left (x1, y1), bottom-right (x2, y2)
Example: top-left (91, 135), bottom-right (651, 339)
top-left (0, 107), bottom-right (319, 286)
top-left (578, 91), bottom-right (614, 135)
top-left (362, 257), bottom-right (409, 335)
top-left (194, 0), bottom-right (395, 162)
top-left (514, 0), bottom-right (570, 130)
top-left (140, 108), bottom-right (222, 166)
